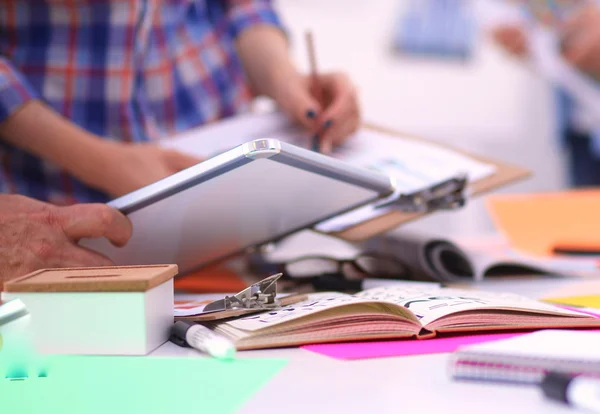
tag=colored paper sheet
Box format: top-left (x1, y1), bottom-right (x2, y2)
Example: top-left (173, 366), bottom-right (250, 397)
top-left (0, 356), bottom-right (287, 414)
top-left (546, 296), bottom-right (600, 309)
top-left (174, 264), bottom-right (247, 293)
top-left (486, 190), bottom-right (600, 257)
top-left (302, 332), bottom-right (526, 361)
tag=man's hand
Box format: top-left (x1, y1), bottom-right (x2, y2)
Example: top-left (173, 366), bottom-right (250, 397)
top-left (561, 4), bottom-right (600, 78)
top-left (273, 72), bottom-right (361, 153)
top-left (88, 142), bottom-right (202, 197)
top-left (0, 195), bottom-right (133, 288)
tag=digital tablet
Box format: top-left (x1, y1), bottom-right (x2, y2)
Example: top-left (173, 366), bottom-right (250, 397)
top-left (81, 139), bottom-right (395, 274)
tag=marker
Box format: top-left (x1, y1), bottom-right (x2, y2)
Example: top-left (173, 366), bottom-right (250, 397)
top-left (169, 321), bottom-right (236, 360)
top-left (541, 372), bottom-right (600, 413)
top-left (552, 243), bottom-right (600, 257)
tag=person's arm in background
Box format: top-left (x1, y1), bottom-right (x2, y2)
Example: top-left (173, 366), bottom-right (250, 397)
top-left (490, 3), bottom-right (600, 79)
top-left (227, 0), bottom-right (360, 153)
top-left (0, 58), bottom-right (200, 199)
top-left (560, 4), bottom-right (600, 80)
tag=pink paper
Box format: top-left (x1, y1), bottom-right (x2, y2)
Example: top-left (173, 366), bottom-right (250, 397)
top-left (302, 332), bottom-right (528, 360)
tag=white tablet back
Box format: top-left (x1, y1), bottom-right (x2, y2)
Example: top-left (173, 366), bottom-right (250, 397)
top-left (81, 139), bottom-right (394, 274)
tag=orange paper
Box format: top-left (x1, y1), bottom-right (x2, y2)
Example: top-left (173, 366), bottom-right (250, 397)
top-left (486, 190), bottom-right (600, 257)
top-left (173, 264), bottom-right (247, 293)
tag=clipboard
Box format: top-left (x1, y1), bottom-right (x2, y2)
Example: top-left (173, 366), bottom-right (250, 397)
top-left (162, 111), bottom-right (530, 247)
top-left (174, 274), bottom-right (308, 322)
top-left (323, 123), bottom-right (531, 242)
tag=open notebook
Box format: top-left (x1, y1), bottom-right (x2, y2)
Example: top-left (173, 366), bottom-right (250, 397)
top-left (202, 286), bottom-right (600, 350)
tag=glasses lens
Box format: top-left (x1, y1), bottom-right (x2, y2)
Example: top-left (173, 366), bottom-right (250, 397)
top-left (285, 257), bottom-right (339, 278)
top-left (354, 255), bottom-right (409, 278)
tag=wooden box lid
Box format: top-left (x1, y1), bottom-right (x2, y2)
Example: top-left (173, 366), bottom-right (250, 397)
top-left (4, 265), bottom-right (178, 293)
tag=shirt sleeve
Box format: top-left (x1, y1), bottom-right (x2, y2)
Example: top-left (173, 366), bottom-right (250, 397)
top-left (0, 57), bottom-right (38, 123)
top-left (225, 0), bottom-right (286, 38)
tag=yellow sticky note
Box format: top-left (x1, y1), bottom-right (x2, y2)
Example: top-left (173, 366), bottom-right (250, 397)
top-left (544, 295), bottom-right (600, 309)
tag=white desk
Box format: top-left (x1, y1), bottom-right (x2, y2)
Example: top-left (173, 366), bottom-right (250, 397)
top-left (154, 344), bottom-right (572, 414)
top-left (155, 276), bottom-right (593, 414)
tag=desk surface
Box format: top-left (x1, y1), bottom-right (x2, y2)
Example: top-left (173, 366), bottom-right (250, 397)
top-left (153, 344), bottom-right (571, 414)
top-left (156, 276), bottom-right (592, 414)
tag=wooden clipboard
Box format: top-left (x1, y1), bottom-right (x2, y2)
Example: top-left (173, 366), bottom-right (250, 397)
top-left (323, 123), bottom-right (531, 242)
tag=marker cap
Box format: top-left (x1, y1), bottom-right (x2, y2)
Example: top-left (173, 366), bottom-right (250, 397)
top-left (541, 371), bottom-right (574, 404)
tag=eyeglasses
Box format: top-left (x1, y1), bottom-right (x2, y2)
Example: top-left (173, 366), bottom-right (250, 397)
top-left (246, 251), bottom-right (413, 293)
top-left (280, 252), bottom-right (411, 280)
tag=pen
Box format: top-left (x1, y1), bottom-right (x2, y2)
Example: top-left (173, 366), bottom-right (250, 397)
top-left (169, 321), bottom-right (236, 360)
top-left (305, 30), bottom-right (324, 153)
top-left (541, 371), bottom-right (600, 413)
top-left (552, 243), bottom-right (600, 257)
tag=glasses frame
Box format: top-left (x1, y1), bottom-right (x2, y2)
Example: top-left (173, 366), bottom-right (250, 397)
top-left (278, 251), bottom-right (413, 281)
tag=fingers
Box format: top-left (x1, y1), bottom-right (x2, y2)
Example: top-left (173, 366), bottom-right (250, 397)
top-left (58, 203), bottom-right (133, 247)
top-left (563, 34), bottom-right (597, 70)
top-left (321, 112), bottom-right (360, 153)
top-left (560, 5), bottom-right (600, 72)
top-left (281, 79), bottom-right (323, 132)
top-left (163, 149), bottom-right (202, 172)
top-left (53, 244), bottom-right (115, 268)
top-left (491, 26), bottom-right (528, 57)
top-left (563, 26), bottom-right (600, 71)
top-left (317, 73), bottom-right (360, 150)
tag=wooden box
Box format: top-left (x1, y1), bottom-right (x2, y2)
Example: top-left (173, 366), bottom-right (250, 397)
top-left (3, 265), bottom-right (177, 356)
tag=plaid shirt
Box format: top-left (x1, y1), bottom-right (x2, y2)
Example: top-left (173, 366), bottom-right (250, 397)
top-left (0, 0), bottom-right (283, 204)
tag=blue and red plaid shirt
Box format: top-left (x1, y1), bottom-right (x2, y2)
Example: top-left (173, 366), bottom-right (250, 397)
top-left (0, 0), bottom-right (283, 204)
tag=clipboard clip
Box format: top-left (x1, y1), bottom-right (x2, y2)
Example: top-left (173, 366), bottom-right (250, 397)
top-left (202, 273), bottom-right (282, 313)
top-left (375, 174), bottom-right (468, 213)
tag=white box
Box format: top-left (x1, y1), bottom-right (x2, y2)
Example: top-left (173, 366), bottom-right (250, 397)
top-left (3, 265), bottom-right (177, 356)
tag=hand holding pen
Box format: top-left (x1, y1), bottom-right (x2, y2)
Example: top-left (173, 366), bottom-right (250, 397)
top-left (303, 31), bottom-right (361, 153)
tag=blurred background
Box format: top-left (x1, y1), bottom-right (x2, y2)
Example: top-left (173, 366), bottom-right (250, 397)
top-left (271, 0), bottom-right (566, 239)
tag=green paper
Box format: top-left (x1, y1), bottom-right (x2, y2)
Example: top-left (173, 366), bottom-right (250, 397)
top-left (0, 356), bottom-right (287, 414)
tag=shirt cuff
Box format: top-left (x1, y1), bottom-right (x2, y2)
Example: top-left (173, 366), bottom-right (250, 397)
top-left (226, 0), bottom-right (285, 38)
top-left (0, 58), bottom-right (38, 123)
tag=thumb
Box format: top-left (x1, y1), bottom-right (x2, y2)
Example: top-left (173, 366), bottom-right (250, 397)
top-left (278, 82), bottom-right (323, 131)
top-left (162, 149), bottom-right (202, 172)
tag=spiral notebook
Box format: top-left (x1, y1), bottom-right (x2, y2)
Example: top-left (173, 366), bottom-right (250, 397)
top-left (450, 330), bottom-right (600, 385)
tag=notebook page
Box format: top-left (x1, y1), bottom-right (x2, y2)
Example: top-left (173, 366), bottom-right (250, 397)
top-left (314, 128), bottom-right (496, 232)
top-left (220, 292), bottom-right (419, 332)
top-left (355, 286), bottom-right (587, 326)
top-left (457, 330), bottom-right (600, 361)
